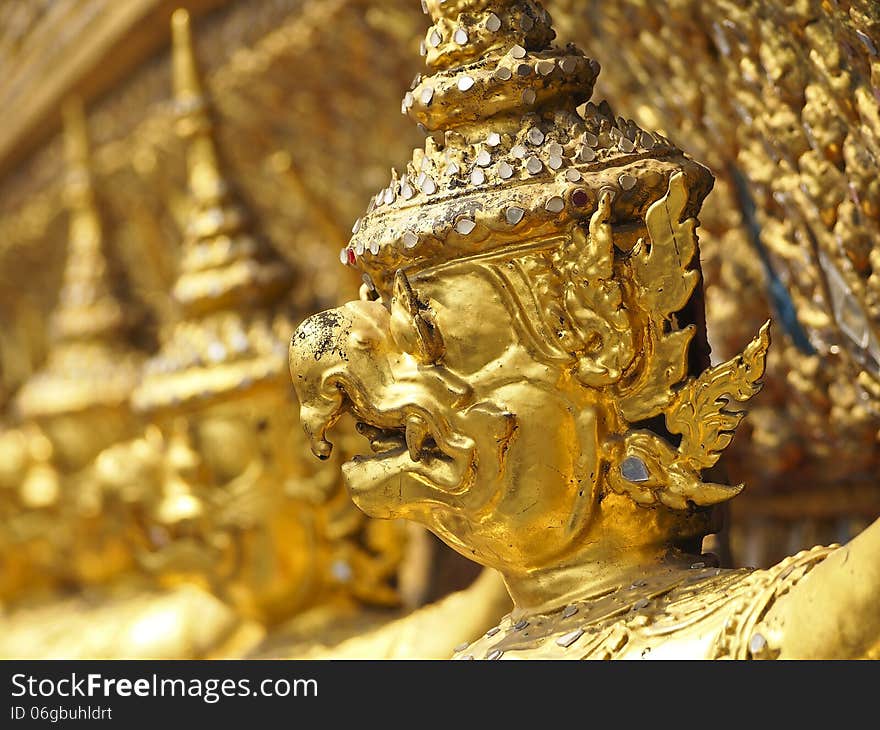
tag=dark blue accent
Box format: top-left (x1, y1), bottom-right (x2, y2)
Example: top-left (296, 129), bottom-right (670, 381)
top-left (729, 166), bottom-right (816, 355)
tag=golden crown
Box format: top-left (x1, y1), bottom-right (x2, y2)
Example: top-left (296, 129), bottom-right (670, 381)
top-left (343, 0), bottom-right (713, 298)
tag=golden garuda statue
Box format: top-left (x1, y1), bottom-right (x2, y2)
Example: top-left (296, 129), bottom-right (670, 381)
top-left (289, 0), bottom-right (880, 659)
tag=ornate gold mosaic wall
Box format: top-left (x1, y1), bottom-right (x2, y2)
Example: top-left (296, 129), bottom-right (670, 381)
top-left (548, 0), bottom-right (880, 565)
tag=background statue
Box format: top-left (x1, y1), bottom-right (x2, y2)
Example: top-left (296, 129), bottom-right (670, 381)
top-left (3, 98), bottom-right (144, 603)
top-left (0, 8), bottom-right (508, 660)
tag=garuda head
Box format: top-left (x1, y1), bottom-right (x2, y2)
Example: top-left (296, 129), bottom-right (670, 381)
top-left (290, 0), bottom-right (769, 575)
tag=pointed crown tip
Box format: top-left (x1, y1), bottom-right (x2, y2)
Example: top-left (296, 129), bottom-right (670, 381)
top-left (171, 8), bottom-right (191, 32)
top-left (171, 8), bottom-right (201, 102)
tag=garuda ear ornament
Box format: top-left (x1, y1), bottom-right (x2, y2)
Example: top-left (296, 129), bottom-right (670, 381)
top-left (561, 172), bottom-right (771, 510)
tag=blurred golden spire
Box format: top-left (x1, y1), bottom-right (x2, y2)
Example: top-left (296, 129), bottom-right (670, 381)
top-left (168, 8), bottom-right (291, 317)
top-left (17, 99), bottom-right (140, 419)
top-left (132, 9), bottom-right (293, 414)
top-left (155, 419), bottom-right (206, 527)
top-left (54, 97), bottom-right (124, 342)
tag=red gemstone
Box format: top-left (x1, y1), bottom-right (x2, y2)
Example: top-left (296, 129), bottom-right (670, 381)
top-left (571, 189), bottom-right (589, 207)
top-left (346, 248), bottom-right (357, 266)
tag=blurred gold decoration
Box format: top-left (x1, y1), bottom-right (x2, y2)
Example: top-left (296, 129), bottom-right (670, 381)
top-left (16, 97), bottom-right (142, 468)
top-left (126, 9), bottom-right (503, 659)
top-left (0, 97), bottom-right (145, 610)
top-left (290, 0), bottom-right (880, 659)
top-left (0, 2), bottom-right (506, 660)
top-left (3, 1), bottom-right (876, 573)
top-left (0, 423), bottom-right (60, 603)
top-left (0, 100), bottom-right (243, 659)
top-left (121, 8), bottom-right (402, 649)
